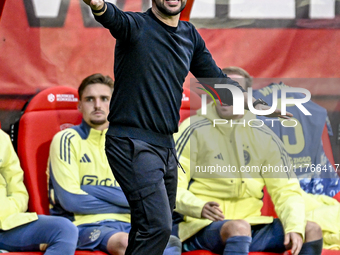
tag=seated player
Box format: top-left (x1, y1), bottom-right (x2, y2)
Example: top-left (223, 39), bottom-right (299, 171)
top-left (0, 129), bottom-right (78, 254)
top-left (173, 94), bottom-right (323, 255)
top-left (223, 66), bottom-right (340, 198)
top-left (47, 73), bottom-right (181, 255)
top-left (222, 66), bottom-right (340, 250)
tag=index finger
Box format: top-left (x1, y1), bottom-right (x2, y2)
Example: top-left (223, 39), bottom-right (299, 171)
top-left (278, 114), bottom-right (291, 119)
top-left (286, 111), bottom-right (293, 117)
top-left (213, 205), bottom-right (223, 214)
top-left (211, 207), bottom-right (225, 220)
top-left (275, 109), bottom-right (293, 119)
top-left (290, 236), bottom-right (298, 255)
top-left (295, 238), bottom-right (303, 255)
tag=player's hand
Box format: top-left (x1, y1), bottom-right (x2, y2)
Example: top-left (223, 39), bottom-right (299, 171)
top-left (284, 232), bottom-right (303, 255)
top-left (201, 201), bottom-right (225, 221)
top-left (83, 0), bottom-right (105, 10)
top-left (255, 104), bottom-right (293, 119)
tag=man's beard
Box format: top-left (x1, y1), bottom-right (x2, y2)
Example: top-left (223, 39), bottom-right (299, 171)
top-left (155, 1), bottom-right (186, 16)
top-left (90, 119), bottom-right (106, 126)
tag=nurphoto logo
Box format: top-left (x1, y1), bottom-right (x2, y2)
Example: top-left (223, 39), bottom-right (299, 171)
top-left (200, 84), bottom-right (311, 116)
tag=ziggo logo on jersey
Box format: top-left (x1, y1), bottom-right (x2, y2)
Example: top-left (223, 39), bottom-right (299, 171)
top-left (81, 175), bottom-right (119, 186)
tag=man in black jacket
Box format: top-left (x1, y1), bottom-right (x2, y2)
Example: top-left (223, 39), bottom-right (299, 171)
top-left (82, 1), bottom-right (288, 254)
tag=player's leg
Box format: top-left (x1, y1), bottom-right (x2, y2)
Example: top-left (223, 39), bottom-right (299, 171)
top-left (77, 221), bottom-right (131, 255)
top-left (298, 221), bottom-right (323, 255)
top-left (250, 219), bottom-right (322, 255)
top-left (0, 215), bottom-right (78, 255)
top-left (183, 220), bottom-right (251, 255)
top-left (220, 220), bottom-right (252, 255)
top-left (250, 219), bottom-right (286, 253)
top-left (163, 235), bottom-right (182, 255)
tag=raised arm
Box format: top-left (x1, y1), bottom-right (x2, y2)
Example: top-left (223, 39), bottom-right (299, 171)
top-left (190, 29), bottom-right (291, 118)
top-left (83, 0), bottom-right (142, 42)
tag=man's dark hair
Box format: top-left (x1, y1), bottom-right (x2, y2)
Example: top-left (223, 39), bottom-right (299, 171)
top-left (78, 73), bottom-right (114, 99)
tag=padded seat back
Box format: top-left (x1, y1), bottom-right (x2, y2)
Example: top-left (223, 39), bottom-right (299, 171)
top-left (15, 86), bottom-right (82, 215)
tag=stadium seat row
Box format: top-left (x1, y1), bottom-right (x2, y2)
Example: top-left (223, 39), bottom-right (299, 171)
top-left (6, 86), bottom-right (339, 255)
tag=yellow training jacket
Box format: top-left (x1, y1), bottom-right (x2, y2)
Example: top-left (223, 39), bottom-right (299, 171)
top-left (302, 190), bottom-right (340, 249)
top-left (0, 130), bottom-right (38, 230)
top-left (48, 121), bottom-right (130, 226)
top-left (173, 102), bottom-right (306, 241)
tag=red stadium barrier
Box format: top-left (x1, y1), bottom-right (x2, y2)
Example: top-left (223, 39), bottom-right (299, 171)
top-left (5, 251), bottom-right (106, 255)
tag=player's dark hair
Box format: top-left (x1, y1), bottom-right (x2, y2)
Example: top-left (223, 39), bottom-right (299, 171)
top-left (78, 73), bottom-right (114, 99)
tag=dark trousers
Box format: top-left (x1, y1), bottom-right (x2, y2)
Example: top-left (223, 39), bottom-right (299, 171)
top-left (105, 135), bottom-right (178, 255)
top-left (0, 215), bottom-right (78, 255)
